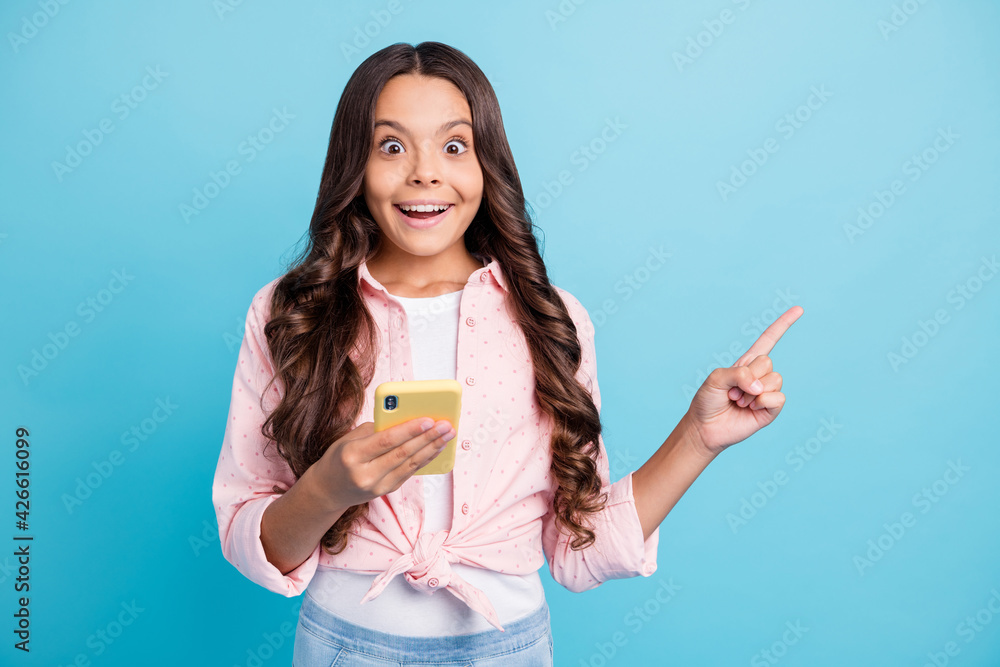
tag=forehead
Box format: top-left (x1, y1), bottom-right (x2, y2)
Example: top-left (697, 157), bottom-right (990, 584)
top-left (374, 74), bottom-right (471, 132)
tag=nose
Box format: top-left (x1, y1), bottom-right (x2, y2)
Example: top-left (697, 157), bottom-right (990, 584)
top-left (407, 139), bottom-right (442, 185)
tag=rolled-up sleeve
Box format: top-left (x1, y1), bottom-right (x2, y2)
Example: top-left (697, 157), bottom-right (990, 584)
top-left (212, 286), bottom-right (323, 596)
top-left (541, 289), bottom-right (660, 592)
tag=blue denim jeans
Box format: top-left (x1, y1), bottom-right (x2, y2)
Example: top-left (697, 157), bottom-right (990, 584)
top-left (292, 589), bottom-right (554, 666)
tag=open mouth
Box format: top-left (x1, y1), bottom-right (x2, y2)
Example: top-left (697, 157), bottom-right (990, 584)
top-left (394, 204), bottom-right (453, 219)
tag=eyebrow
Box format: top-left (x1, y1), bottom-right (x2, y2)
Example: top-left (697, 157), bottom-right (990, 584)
top-left (373, 119), bottom-right (473, 135)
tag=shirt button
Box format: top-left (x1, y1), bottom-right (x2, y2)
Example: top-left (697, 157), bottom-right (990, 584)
top-left (465, 317), bottom-right (476, 327)
top-left (465, 376), bottom-right (475, 386)
top-left (461, 440), bottom-right (471, 451)
top-left (461, 503), bottom-right (470, 515)
top-left (428, 578), bottom-right (439, 588)
top-left (479, 273), bottom-right (487, 282)
top-left (394, 316), bottom-right (403, 328)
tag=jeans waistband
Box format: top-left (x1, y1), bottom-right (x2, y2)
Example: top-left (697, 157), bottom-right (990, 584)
top-left (298, 588), bottom-right (550, 661)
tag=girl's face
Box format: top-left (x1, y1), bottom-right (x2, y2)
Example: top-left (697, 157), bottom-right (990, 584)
top-left (363, 74), bottom-right (483, 266)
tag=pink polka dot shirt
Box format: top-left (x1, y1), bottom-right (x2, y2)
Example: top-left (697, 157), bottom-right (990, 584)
top-left (211, 256), bottom-right (659, 633)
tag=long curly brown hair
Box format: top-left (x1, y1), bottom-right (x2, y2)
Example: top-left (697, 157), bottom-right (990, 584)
top-left (259, 41), bottom-right (608, 555)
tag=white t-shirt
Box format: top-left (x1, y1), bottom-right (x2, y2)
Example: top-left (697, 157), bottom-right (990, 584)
top-left (305, 287), bottom-right (545, 635)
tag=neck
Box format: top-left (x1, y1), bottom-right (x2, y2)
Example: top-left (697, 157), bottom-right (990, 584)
top-left (366, 246), bottom-right (486, 298)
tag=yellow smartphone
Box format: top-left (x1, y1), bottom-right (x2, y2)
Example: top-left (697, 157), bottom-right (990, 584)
top-left (373, 379), bottom-right (462, 475)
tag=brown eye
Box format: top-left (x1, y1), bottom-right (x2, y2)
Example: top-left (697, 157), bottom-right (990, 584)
top-left (378, 137), bottom-right (404, 155)
top-left (445, 138), bottom-right (469, 155)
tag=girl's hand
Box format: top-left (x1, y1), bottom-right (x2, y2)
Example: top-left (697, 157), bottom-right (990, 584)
top-left (685, 306), bottom-right (803, 457)
top-left (308, 418), bottom-right (456, 512)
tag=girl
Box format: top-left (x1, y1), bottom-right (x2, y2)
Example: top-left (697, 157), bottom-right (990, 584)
top-left (212, 41), bottom-right (802, 666)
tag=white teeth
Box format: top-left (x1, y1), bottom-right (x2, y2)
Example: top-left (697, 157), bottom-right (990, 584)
top-left (398, 204), bottom-right (450, 212)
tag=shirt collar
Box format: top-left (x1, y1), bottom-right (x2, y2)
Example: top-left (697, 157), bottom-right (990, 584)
top-left (356, 252), bottom-right (509, 295)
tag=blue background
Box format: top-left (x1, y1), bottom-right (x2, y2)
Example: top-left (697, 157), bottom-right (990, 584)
top-left (2, 1), bottom-right (998, 665)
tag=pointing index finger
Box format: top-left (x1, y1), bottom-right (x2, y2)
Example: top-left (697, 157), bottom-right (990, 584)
top-left (732, 305), bottom-right (804, 367)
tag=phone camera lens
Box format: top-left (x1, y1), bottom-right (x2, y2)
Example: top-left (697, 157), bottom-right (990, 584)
top-left (384, 395), bottom-right (397, 411)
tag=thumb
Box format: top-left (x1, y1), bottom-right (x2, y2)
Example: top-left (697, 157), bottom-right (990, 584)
top-left (705, 366), bottom-right (764, 396)
top-left (353, 421), bottom-right (375, 435)
top-left (335, 421), bottom-right (374, 446)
